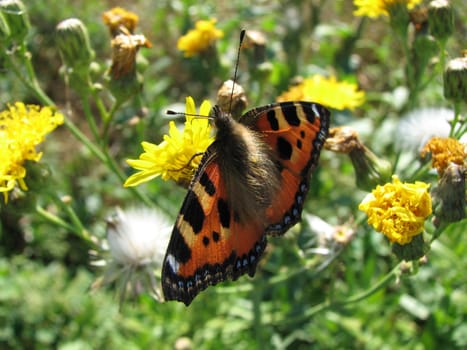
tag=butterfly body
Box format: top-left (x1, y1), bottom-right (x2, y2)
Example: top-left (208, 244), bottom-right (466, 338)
top-left (162, 101), bottom-right (330, 305)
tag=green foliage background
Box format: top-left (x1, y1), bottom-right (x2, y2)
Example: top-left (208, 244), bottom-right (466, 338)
top-left (0, 1), bottom-right (466, 349)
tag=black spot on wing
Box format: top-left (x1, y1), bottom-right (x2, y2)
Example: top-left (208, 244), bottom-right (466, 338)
top-left (281, 102), bottom-right (300, 126)
top-left (296, 139), bottom-right (302, 149)
top-left (183, 190), bottom-right (204, 234)
top-left (266, 110), bottom-right (279, 130)
top-left (277, 137), bottom-right (293, 160)
top-left (199, 172), bottom-right (216, 196)
top-left (217, 198), bottom-right (231, 228)
top-left (300, 130), bottom-right (305, 138)
top-left (169, 226), bottom-right (192, 263)
top-left (202, 236), bottom-right (209, 246)
top-left (212, 231), bottom-right (220, 242)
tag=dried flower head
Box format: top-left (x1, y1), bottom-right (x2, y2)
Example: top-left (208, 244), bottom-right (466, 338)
top-left (216, 80), bottom-right (248, 119)
top-left (395, 107), bottom-right (457, 152)
top-left (92, 207), bottom-right (172, 305)
top-left (421, 137), bottom-right (466, 175)
top-left (110, 33), bottom-right (151, 79)
top-left (325, 126), bottom-right (392, 191)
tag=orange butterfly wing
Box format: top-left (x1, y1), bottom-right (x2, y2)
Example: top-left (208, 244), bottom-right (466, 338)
top-left (240, 101), bottom-right (330, 234)
top-left (162, 101), bottom-right (330, 305)
top-left (162, 155), bottom-right (267, 305)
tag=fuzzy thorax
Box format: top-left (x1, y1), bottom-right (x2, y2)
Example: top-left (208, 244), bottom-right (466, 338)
top-left (211, 106), bottom-right (282, 225)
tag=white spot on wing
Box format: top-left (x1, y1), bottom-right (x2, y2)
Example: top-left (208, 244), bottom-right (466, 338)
top-left (166, 254), bottom-right (180, 273)
top-left (311, 103), bottom-right (320, 117)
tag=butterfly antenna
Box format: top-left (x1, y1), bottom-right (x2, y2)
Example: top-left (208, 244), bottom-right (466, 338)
top-left (228, 29), bottom-right (246, 115)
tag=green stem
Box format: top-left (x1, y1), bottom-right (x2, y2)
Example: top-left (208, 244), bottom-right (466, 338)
top-left (90, 87), bottom-right (109, 123)
top-left (449, 101), bottom-right (461, 138)
top-left (36, 205), bottom-right (76, 233)
top-left (8, 43), bottom-right (155, 209)
top-left (102, 101), bottom-right (122, 145)
top-left (408, 161), bottom-right (432, 182)
top-left (80, 92), bottom-right (101, 142)
top-left (338, 263), bottom-right (401, 305)
top-left (279, 262), bottom-right (402, 326)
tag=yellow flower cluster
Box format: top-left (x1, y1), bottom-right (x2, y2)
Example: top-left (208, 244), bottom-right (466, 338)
top-left (177, 19), bottom-right (224, 57)
top-left (421, 137), bottom-right (466, 175)
top-left (353, 0), bottom-right (422, 18)
top-left (0, 102), bottom-right (64, 202)
top-left (359, 175), bottom-right (432, 245)
top-left (277, 75), bottom-right (365, 110)
top-left (124, 97), bottom-right (214, 187)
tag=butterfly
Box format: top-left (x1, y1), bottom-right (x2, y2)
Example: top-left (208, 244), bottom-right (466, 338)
top-left (161, 100), bottom-right (330, 305)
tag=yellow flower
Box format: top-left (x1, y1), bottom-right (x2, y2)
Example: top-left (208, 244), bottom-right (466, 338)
top-left (177, 19), bottom-right (224, 57)
top-left (102, 7), bottom-right (139, 35)
top-left (0, 102), bottom-right (64, 202)
top-left (421, 137), bottom-right (466, 175)
top-left (277, 75), bottom-right (365, 110)
top-left (124, 97), bottom-right (214, 187)
top-left (353, 0), bottom-right (422, 18)
top-left (359, 175), bottom-right (432, 245)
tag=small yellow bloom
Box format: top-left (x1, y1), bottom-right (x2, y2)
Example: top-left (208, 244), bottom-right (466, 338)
top-left (353, 0), bottom-right (422, 18)
top-left (124, 97), bottom-right (214, 187)
top-left (102, 7), bottom-right (139, 35)
top-left (421, 137), bottom-right (466, 175)
top-left (359, 175), bottom-right (432, 245)
top-left (177, 19), bottom-right (224, 57)
top-left (0, 102), bottom-right (64, 202)
top-left (277, 75), bottom-right (365, 110)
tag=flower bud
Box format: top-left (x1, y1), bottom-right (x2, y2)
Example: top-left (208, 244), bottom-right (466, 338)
top-left (428, 0), bottom-right (454, 42)
top-left (0, 0), bottom-right (30, 44)
top-left (443, 56), bottom-right (467, 102)
top-left (55, 18), bottom-right (94, 69)
top-left (216, 80), bottom-right (248, 119)
top-left (325, 127), bottom-right (392, 191)
top-left (387, 1), bottom-right (411, 39)
top-left (432, 163), bottom-right (466, 229)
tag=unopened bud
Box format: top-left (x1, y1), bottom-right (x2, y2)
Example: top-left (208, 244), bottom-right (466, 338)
top-left (0, 0), bottom-right (30, 44)
top-left (432, 163), bottom-right (466, 229)
top-left (56, 18), bottom-right (94, 69)
top-left (428, 0), bottom-right (454, 42)
top-left (325, 126), bottom-right (392, 191)
top-left (107, 33), bottom-right (150, 103)
top-left (443, 56), bottom-right (467, 102)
